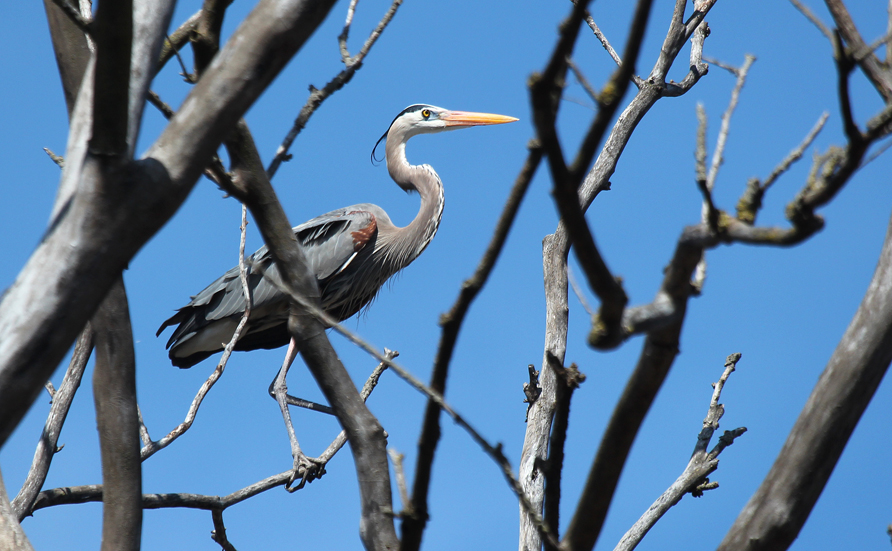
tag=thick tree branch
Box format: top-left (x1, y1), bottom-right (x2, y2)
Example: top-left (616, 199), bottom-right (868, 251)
top-left (89, 0), bottom-right (132, 157)
top-left (719, 211), bottom-right (892, 550)
top-left (221, 121), bottom-right (398, 550)
top-left (0, 469), bottom-right (34, 551)
top-left (0, 0), bottom-right (334, 451)
top-left (43, 0), bottom-right (91, 116)
top-left (92, 278), bottom-right (142, 551)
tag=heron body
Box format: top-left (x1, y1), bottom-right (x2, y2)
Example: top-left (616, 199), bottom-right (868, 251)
top-left (158, 104), bottom-right (517, 368)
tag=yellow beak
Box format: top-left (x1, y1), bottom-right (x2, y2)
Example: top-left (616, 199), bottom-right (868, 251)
top-left (440, 111), bottom-right (519, 127)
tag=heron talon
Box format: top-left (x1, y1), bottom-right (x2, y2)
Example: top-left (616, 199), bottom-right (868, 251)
top-left (285, 454), bottom-right (326, 492)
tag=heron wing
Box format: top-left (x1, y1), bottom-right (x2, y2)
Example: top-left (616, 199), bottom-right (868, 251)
top-left (293, 206), bottom-right (378, 280)
top-left (157, 206), bottom-right (379, 359)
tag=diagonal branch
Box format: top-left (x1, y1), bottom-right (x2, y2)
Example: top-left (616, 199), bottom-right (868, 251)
top-left (221, 119), bottom-right (398, 550)
top-left (267, 0), bottom-right (403, 179)
top-left (401, 145), bottom-right (542, 550)
top-left (719, 208), bottom-right (892, 550)
top-left (12, 327), bottom-right (92, 520)
top-left (140, 206), bottom-right (253, 461)
top-left (615, 354), bottom-right (746, 551)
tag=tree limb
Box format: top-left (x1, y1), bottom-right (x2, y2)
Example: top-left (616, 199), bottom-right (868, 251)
top-left (0, 0), bottom-right (335, 451)
top-left (12, 327), bottom-right (92, 520)
top-left (719, 210), bottom-right (892, 549)
top-left (401, 144), bottom-right (542, 550)
top-left (92, 278), bottom-right (141, 551)
top-left (0, 468), bottom-right (34, 551)
top-left (614, 354), bottom-right (746, 551)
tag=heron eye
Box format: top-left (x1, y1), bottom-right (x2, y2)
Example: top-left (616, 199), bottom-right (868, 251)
top-left (421, 109), bottom-right (431, 119)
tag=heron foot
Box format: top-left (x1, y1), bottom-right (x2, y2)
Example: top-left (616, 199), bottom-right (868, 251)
top-left (285, 453), bottom-right (326, 492)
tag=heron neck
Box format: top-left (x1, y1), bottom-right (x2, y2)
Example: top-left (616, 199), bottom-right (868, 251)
top-left (384, 138), bottom-right (445, 267)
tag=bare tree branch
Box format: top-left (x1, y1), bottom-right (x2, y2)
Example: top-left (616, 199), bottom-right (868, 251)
top-left (34, 349), bottom-right (398, 520)
top-left (49, 0), bottom-right (92, 35)
top-left (267, 0), bottom-right (403, 179)
top-left (526, 3), bottom-right (716, 550)
top-left (0, 0), bottom-right (335, 451)
top-left (89, 0), bottom-right (132, 157)
top-left (211, 509), bottom-right (238, 551)
top-left (12, 327), bottom-right (92, 520)
top-left (719, 211), bottom-right (892, 549)
top-left (585, 15), bottom-right (623, 68)
top-left (825, 0), bottom-right (892, 100)
top-left (92, 278), bottom-right (141, 551)
top-left (0, 468), bottom-right (35, 551)
top-left (220, 119), bottom-right (398, 549)
top-left (615, 354), bottom-right (746, 551)
top-left (43, 0), bottom-right (91, 116)
top-left (737, 112), bottom-right (829, 225)
top-left (707, 55), bottom-right (756, 190)
top-left (543, 363), bottom-right (585, 549)
top-left (140, 205), bottom-right (253, 461)
top-left (402, 144), bottom-right (542, 550)
top-left (789, 0), bottom-right (834, 41)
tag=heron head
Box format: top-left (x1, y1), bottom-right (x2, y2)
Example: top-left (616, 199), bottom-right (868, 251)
top-left (372, 104), bottom-right (518, 163)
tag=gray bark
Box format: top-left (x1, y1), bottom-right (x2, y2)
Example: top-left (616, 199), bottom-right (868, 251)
top-left (718, 211), bottom-right (892, 549)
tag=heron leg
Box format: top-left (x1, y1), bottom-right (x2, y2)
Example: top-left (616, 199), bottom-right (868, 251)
top-left (271, 338), bottom-right (325, 491)
top-left (267, 370), bottom-right (334, 416)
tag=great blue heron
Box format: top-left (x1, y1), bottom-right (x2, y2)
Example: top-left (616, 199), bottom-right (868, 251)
top-left (157, 104), bottom-right (516, 486)
top-left (157, 105), bottom-right (517, 367)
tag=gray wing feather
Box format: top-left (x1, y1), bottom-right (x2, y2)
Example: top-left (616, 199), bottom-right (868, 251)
top-left (159, 205), bottom-right (378, 355)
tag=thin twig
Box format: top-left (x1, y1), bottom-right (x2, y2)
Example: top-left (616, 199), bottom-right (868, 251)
top-left (788, 0), bottom-right (833, 41)
top-left (762, 112), bottom-right (829, 191)
top-left (567, 58), bottom-right (600, 104)
top-left (34, 351), bottom-right (398, 516)
top-left (585, 14), bottom-right (623, 67)
top-left (43, 148), bottom-right (65, 168)
top-left (146, 90), bottom-right (232, 188)
top-left (338, 0), bottom-right (362, 62)
top-left (388, 448), bottom-right (411, 517)
top-left (860, 136), bottom-right (892, 169)
top-left (568, 264), bottom-right (595, 317)
top-left (315, 349), bottom-right (397, 465)
top-left (140, 205), bottom-right (253, 461)
top-left (702, 56), bottom-right (741, 75)
top-left (707, 55), bottom-right (756, 190)
top-left (692, 103), bottom-right (712, 292)
top-left (157, 11), bottom-right (202, 75)
top-left (267, 0), bottom-right (403, 179)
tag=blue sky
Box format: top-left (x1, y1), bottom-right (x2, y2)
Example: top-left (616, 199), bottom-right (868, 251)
top-left (3, 0), bottom-right (892, 549)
